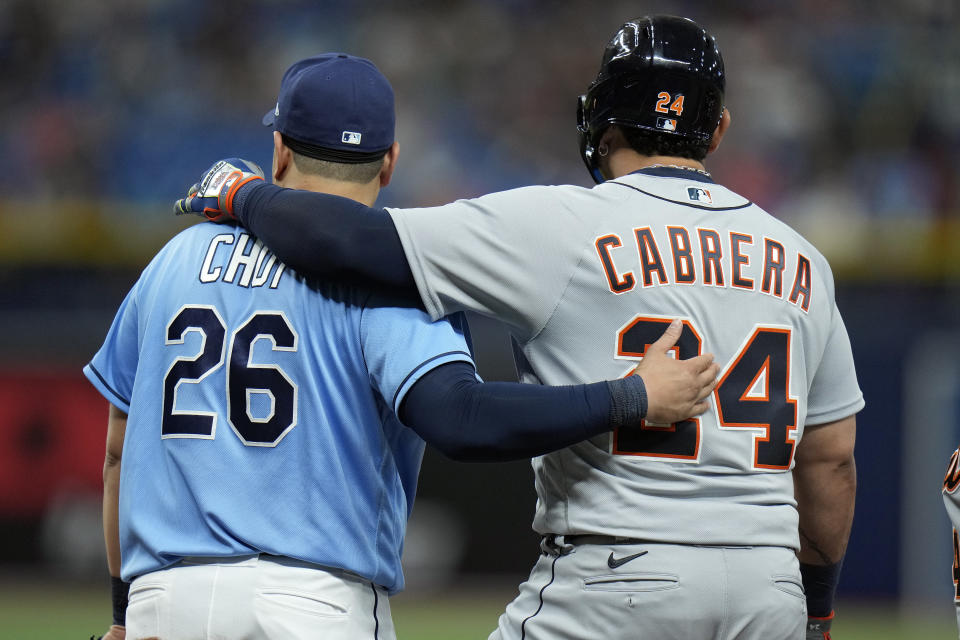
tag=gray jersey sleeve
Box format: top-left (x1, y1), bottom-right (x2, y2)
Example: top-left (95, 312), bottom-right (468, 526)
top-left (805, 305), bottom-right (864, 425)
top-left (387, 184), bottom-right (609, 340)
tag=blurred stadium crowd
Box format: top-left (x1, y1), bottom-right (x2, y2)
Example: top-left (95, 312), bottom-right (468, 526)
top-left (2, 0), bottom-right (960, 610)
top-left (1, 0), bottom-right (958, 224)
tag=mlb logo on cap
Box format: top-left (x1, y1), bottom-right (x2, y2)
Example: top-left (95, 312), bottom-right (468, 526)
top-left (688, 187), bottom-right (713, 204)
top-left (342, 131), bottom-right (362, 145)
top-left (657, 117), bottom-right (677, 132)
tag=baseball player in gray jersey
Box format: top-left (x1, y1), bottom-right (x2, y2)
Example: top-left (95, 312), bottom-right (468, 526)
top-left (176, 15), bottom-right (862, 640)
top-left (943, 447), bottom-right (960, 638)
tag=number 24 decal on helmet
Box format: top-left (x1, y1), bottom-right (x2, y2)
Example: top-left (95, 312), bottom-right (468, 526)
top-left (654, 92), bottom-right (685, 116)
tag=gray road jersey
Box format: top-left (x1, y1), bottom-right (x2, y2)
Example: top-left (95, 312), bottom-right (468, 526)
top-left (388, 170), bottom-right (864, 548)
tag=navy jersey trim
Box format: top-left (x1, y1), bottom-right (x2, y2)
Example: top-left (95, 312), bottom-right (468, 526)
top-left (631, 166), bottom-right (716, 183)
top-left (609, 180), bottom-right (753, 212)
top-left (392, 350), bottom-right (474, 408)
top-left (87, 363), bottom-right (131, 407)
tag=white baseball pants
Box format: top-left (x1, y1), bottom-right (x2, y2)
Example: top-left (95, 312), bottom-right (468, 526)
top-left (125, 554), bottom-right (394, 640)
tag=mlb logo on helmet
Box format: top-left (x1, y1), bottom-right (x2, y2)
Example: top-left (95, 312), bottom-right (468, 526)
top-left (688, 187), bottom-right (713, 204)
top-left (342, 131), bottom-right (362, 145)
top-left (657, 117), bottom-right (677, 132)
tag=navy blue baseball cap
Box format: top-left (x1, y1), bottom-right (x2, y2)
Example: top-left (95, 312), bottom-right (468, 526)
top-left (262, 53), bottom-right (395, 163)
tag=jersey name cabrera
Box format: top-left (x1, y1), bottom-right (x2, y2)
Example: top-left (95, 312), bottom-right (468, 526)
top-left (594, 209), bottom-right (811, 311)
top-left (388, 169), bottom-right (864, 548)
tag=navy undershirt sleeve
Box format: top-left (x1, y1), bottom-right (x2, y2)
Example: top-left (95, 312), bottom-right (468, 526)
top-left (235, 182), bottom-right (417, 295)
top-left (234, 183), bottom-right (648, 460)
top-left (399, 361), bottom-right (612, 462)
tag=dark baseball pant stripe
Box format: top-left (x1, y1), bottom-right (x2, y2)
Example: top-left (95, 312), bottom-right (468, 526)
top-left (520, 554), bottom-right (561, 640)
top-left (371, 583), bottom-right (381, 639)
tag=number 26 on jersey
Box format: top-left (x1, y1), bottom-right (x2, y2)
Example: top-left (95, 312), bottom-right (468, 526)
top-left (162, 305), bottom-right (299, 448)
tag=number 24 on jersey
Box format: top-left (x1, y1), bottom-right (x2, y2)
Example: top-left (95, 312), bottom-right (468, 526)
top-left (613, 316), bottom-right (798, 471)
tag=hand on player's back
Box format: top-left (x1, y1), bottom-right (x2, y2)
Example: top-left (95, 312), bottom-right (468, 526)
top-left (633, 319), bottom-right (719, 424)
top-left (174, 158), bottom-right (264, 222)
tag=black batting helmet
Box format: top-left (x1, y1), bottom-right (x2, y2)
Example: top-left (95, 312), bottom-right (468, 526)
top-left (577, 15), bottom-right (725, 183)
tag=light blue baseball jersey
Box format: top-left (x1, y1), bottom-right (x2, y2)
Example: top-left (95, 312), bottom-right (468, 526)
top-left (84, 222), bottom-right (474, 594)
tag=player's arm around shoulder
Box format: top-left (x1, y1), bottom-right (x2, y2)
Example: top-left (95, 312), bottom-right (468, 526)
top-left (384, 183), bottom-right (605, 330)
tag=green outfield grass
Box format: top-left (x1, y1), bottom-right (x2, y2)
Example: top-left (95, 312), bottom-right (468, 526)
top-left (1, 580), bottom-right (955, 639)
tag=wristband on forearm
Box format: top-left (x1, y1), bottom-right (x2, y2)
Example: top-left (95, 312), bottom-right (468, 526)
top-left (111, 575), bottom-right (130, 626)
top-left (230, 179), bottom-right (262, 224)
top-left (800, 560), bottom-right (842, 618)
top-left (606, 375), bottom-right (648, 427)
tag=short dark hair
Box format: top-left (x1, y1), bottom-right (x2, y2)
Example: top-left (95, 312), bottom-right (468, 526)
top-left (290, 150), bottom-right (385, 184)
top-left (619, 126), bottom-right (710, 162)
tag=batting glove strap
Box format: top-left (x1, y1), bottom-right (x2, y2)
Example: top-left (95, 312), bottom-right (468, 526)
top-left (174, 158), bottom-right (264, 222)
top-left (806, 611), bottom-right (833, 640)
top-left (111, 575), bottom-right (130, 627)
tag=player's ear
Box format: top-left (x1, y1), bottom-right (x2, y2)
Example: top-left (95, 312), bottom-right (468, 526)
top-left (379, 141), bottom-right (400, 188)
top-left (707, 108), bottom-right (731, 155)
top-left (273, 130), bottom-right (292, 183)
top-left (597, 126), bottom-right (623, 181)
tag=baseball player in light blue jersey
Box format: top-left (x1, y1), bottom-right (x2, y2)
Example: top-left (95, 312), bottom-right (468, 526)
top-left (88, 54), bottom-right (717, 640)
top-left (176, 16), bottom-right (863, 640)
